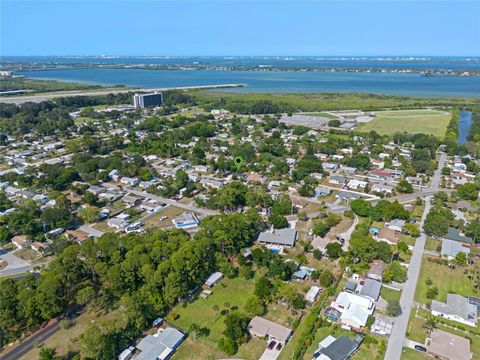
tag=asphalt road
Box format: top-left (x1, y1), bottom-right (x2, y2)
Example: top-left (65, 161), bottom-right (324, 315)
top-left (0, 251), bottom-right (33, 278)
top-left (384, 152), bottom-right (446, 360)
top-left (0, 84), bottom-right (244, 105)
top-left (1, 319), bottom-right (60, 360)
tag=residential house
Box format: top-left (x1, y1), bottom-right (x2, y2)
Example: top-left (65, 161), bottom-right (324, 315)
top-left (376, 228), bottom-right (399, 245)
top-left (443, 227), bottom-right (473, 245)
top-left (257, 228), bottom-right (297, 248)
top-left (200, 177), bottom-right (224, 189)
top-left (329, 175), bottom-right (348, 186)
top-left (370, 184), bottom-right (393, 195)
top-left (31, 242), bottom-right (47, 254)
top-left (120, 177), bottom-right (140, 186)
top-left (366, 261), bottom-right (386, 282)
top-left (311, 236), bottom-right (330, 254)
top-left (204, 271), bottom-right (223, 288)
top-left (345, 180), bottom-right (367, 191)
top-left (247, 316), bottom-right (292, 343)
top-left (313, 335), bottom-right (363, 360)
top-left (11, 235), bottom-right (31, 249)
top-left (427, 329), bottom-right (471, 360)
top-left (386, 219), bottom-right (406, 232)
top-left (315, 187), bottom-right (332, 197)
top-left (306, 286), bottom-right (322, 305)
top-left (122, 194), bottom-right (142, 207)
top-left (359, 279), bottom-right (382, 302)
top-left (368, 170), bottom-right (390, 181)
top-left (329, 292), bottom-right (375, 331)
top-left (431, 294), bottom-right (477, 327)
top-left (134, 327), bottom-right (185, 360)
top-left (441, 239), bottom-right (470, 260)
top-left (172, 212), bottom-right (200, 229)
top-left (340, 166), bottom-right (357, 175)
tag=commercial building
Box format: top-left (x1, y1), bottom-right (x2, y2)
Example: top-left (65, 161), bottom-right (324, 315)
top-left (133, 92), bottom-right (163, 108)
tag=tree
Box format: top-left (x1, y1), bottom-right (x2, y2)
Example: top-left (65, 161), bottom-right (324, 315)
top-left (403, 223), bottom-right (420, 237)
top-left (218, 337), bottom-right (237, 355)
top-left (328, 119), bottom-right (341, 127)
top-left (387, 300), bottom-right (402, 317)
top-left (423, 207), bottom-right (454, 237)
top-left (426, 286), bottom-right (439, 300)
top-left (254, 277), bottom-right (272, 300)
top-left (39, 347), bottom-right (58, 360)
top-left (396, 180), bottom-right (413, 194)
top-left (319, 270), bottom-right (334, 287)
top-left (223, 312), bottom-right (248, 348)
top-left (76, 286), bottom-right (95, 305)
top-left (455, 252), bottom-right (467, 265)
top-left (268, 213), bottom-right (288, 229)
top-left (456, 183), bottom-right (478, 201)
top-left (244, 296), bottom-right (266, 317)
top-left (326, 242), bottom-right (342, 259)
top-left (78, 206), bottom-right (99, 224)
top-left (313, 249), bottom-right (322, 260)
top-left (350, 199), bottom-right (373, 217)
top-left (466, 220), bottom-right (480, 243)
top-left (424, 316), bottom-right (437, 333)
top-left (383, 261), bottom-right (407, 283)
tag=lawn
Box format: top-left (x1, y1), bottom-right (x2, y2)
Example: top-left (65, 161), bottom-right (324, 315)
top-left (406, 307), bottom-right (480, 357)
top-left (414, 256), bottom-right (479, 304)
top-left (381, 286), bottom-right (401, 304)
top-left (424, 237), bottom-right (441, 252)
top-left (144, 206), bottom-right (187, 229)
top-left (400, 347), bottom-right (430, 360)
top-left (356, 109), bottom-right (451, 137)
top-left (19, 308), bottom-right (127, 359)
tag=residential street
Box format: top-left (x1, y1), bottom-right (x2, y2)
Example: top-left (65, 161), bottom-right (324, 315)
top-left (384, 152), bottom-right (446, 360)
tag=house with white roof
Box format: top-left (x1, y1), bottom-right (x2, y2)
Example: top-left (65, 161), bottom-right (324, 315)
top-left (329, 292), bottom-right (375, 331)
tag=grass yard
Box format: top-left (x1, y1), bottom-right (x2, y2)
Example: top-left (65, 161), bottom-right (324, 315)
top-left (143, 206), bottom-right (187, 229)
top-left (424, 237), bottom-right (441, 252)
top-left (381, 286), bottom-right (401, 304)
top-left (414, 256), bottom-right (479, 304)
top-left (406, 307), bottom-right (480, 357)
top-left (356, 109), bottom-right (451, 137)
top-left (400, 347), bottom-right (430, 360)
top-left (19, 308), bottom-right (127, 359)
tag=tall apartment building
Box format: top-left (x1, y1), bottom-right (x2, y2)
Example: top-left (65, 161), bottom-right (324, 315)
top-left (133, 92), bottom-right (163, 108)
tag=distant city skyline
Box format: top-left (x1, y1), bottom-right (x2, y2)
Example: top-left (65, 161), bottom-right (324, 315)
top-left (1, 1), bottom-right (479, 57)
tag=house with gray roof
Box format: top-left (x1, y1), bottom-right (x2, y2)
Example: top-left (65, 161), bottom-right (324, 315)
top-left (441, 239), bottom-right (470, 260)
top-left (359, 279), bottom-right (382, 301)
top-left (431, 294), bottom-right (477, 327)
top-left (257, 228), bottom-right (297, 248)
top-left (313, 335), bottom-right (363, 360)
top-left (135, 327), bottom-right (184, 360)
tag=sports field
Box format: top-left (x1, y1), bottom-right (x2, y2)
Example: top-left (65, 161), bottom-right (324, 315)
top-left (356, 109), bottom-right (451, 137)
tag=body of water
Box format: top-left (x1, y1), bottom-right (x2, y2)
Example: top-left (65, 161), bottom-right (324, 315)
top-left (19, 68), bottom-right (480, 98)
top-left (458, 110), bottom-right (473, 144)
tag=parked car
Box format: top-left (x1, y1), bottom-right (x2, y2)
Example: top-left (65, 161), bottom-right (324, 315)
top-left (276, 342), bottom-right (282, 351)
top-left (268, 341), bottom-right (277, 350)
top-left (414, 345), bottom-right (427, 352)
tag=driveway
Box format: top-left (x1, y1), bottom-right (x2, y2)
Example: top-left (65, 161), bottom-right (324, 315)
top-left (259, 346), bottom-right (281, 360)
top-left (0, 250), bottom-right (33, 277)
top-left (78, 224), bottom-right (104, 238)
top-left (339, 215), bottom-right (358, 251)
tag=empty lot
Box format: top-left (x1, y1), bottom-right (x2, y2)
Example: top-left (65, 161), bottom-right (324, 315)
top-left (356, 109), bottom-right (451, 137)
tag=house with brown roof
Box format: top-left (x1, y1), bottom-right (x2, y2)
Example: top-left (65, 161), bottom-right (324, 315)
top-left (11, 235), bottom-right (31, 249)
top-left (376, 228), bottom-right (399, 245)
top-left (367, 260), bottom-right (386, 282)
top-left (247, 316), bottom-right (292, 343)
top-left (31, 242), bottom-right (48, 254)
top-left (65, 230), bottom-right (88, 244)
top-left (427, 329), bottom-right (471, 360)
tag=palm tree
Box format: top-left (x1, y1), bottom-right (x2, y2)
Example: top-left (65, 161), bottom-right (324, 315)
top-left (424, 316), bottom-right (437, 334)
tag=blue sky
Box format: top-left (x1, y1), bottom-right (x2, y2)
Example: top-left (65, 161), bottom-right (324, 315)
top-left (1, 1), bottom-right (479, 56)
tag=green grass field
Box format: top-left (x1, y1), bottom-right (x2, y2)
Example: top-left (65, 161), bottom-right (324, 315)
top-left (356, 109), bottom-right (451, 137)
top-left (414, 257), bottom-right (479, 304)
top-left (400, 347), bottom-right (430, 360)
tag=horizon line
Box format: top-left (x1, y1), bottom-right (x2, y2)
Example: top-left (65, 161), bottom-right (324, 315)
top-left (2, 54), bottom-right (480, 58)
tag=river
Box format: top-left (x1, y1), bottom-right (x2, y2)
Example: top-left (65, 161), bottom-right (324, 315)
top-left (458, 110), bottom-right (473, 144)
